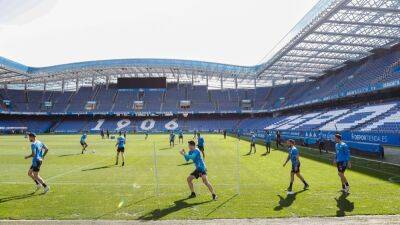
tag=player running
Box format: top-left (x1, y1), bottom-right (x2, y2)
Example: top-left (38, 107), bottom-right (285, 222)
top-left (144, 130), bottom-right (149, 140)
top-left (115, 134), bottom-right (126, 166)
top-left (333, 134), bottom-right (351, 193)
top-left (25, 133), bottom-right (50, 194)
top-left (283, 139), bottom-right (309, 194)
top-left (179, 140), bottom-right (217, 200)
top-left (263, 130), bottom-right (272, 155)
top-left (276, 131), bottom-right (283, 149)
top-left (80, 131), bottom-right (88, 154)
top-left (197, 133), bottom-right (205, 159)
top-left (318, 131), bottom-right (327, 154)
top-left (247, 132), bottom-right (257, 155)
top-left (178, 129), bottom-right (184, 144)
top-left (169, 131), bottom-right (176, 147)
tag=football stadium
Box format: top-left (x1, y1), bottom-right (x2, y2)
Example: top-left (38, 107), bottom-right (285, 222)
top-left (1, 0), bottom-right (400, 224)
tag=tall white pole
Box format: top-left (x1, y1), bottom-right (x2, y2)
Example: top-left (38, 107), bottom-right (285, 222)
top-left (236, 140), bottom-right (240, 195)
top-left (153, 142), bottom-right (160, 208)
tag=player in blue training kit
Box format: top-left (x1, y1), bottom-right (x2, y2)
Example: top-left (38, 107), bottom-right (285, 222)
top-left (247, 132), bottom-right (257, 155)
top-left (145, 130), bottom-right (149, 140)
top-left (334, 134), bottom-right (351, 193)
top-left (25, 133), bottom-right (50, 194)
top-left (169, 131), bottom-right (176, 147)
top-left (197, 133), bottom-right (205, 159)
top-left (179, 140), bottom-right (217, 200)
top-left (115, 135), bottom-right (126, 166)
top-left (318, 131), bottom-right (327, 154)
top-left (283, 139), bottom-right (309, 194)
top-left (262, 130), bottom-right (272, 155)
top-left (178, 130), bottom-right (184, 144)
top-left (80, 131), bottom-right (88, 154)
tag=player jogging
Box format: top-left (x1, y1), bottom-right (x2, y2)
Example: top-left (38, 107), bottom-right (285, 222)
top-left (276, 131), bottom-right (283, 149)
top-left (333, 134), bottom-right (351, 193)
top-left (263, 130), bottom-right (272, 155)
top-left (115, 134), bottom-right (126, 166)
top-left (283, 139), bottom-right (309, 194)
top-left (25, 133), bottom-right (50, 194)
top-left (318, 131), bottom-right (327, 154)
top-left (223, 129), bottom-right (227, 139)
top-left (247, 132), bottom-right (257, 154)
top-left (178, 130), bottom-right (184, 144)
top-left (197, 132), bottom-right (205, 159)
top-left (80, 131), bottom-right (88, 154)
top-left (145, 131), bottom-right (149, 140)
top-left (179, 140), bottom-right (217, 200)
top-left (100, 129), bottom-right (105, 139)
top-left (169, 131), bottom-right (176, 147)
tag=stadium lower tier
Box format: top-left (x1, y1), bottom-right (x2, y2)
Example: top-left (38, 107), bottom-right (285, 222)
top-left (1, 99), bottom-right (399, 146)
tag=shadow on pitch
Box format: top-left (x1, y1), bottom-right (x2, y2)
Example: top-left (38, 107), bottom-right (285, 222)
top-left (139, 197), bottom-right (213, 220)
top-left (0, 192), bottom-right (38, 204)
top-left (335, 192), bottom-right (354, 217)
top-left (206, 194), bottom-right (238, 216)
top-left (58, 153), bottom-right (81, 157)
top-left (159, 147), bottom-right (172, 150)
top-left (95, 196), bottom-right (154, 219)
top-left (274, 189), bottom-right (307, 211)
top-left (82, 164), bottom-right (115, 171)
top-left (177, 162), bottom-right (194, 166)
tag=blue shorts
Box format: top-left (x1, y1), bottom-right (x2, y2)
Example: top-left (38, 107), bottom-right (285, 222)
top-left (30, 160), bottom-right (42, 172)
top-left (291, 163), bottom-right (300, 173)
top-left (337, 161), bottom-right (348, 173)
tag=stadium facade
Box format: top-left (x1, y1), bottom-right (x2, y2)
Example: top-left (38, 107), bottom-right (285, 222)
top-left (1, 0), bottom-right (399, 154)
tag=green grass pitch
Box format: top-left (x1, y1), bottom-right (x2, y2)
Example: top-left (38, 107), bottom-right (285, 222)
top-left (1, 134), bottom-right (399, 220)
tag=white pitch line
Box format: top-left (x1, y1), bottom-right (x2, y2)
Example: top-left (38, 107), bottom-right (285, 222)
top-left (46, 158), bottom-right (110, 181)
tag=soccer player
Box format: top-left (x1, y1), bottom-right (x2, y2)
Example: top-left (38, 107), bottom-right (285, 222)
top-left (318, 131), bottom-right (327, 154)
top-left (247, 132), bottom-right (257, 154)
top-left (169, 131), bottom-right (176, 147)
top-left (106, 129), bottom-right (110, 139)
top-left (223, 129), bottom-right (227, 139)
top-left (283, 139), bottom-right (309, 194)
top-left (179, 140), bottom-right (217, 200)
top-left (80, 131), bottom-right (88, 154)
top-left (123, 131), bottom-right (127, 139)
top-left (115, 134), bottom-right (126, 166)
top-left (178, 129), bottom-right (184, 144)
top-left (333, 134), bottom-right (351, 193)
top-left (276, 131), bottom-right (283, 149)
top-left (197, 132), bottom-right (205, 159)
top-left (263, 130), bottom-right (272, 155)
top-left (100, 129), bottom-right (105, 139)
top-left (193, 130), bottom-right (197, 139)
top-left (24, 133), bottom-right (50, 194)
top-left (144, 130), bottom-right (149, 140)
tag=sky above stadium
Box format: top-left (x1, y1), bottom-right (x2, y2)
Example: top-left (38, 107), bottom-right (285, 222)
top-left (0, 0), bottom-right (319, 67)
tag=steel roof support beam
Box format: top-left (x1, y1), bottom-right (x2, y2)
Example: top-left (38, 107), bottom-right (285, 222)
top-left (313, 31), bottom-right (398, 40)
top-left (293, 47), bottom-right (367, 55)
top-left (325, 20), bottom-right (400, 29)
top-left (343, 6), bottom-right (400, 14)
top-left (302, 40), bottom-right (376, 48)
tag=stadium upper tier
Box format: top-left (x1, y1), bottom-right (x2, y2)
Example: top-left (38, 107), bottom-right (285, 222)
top-left (0, 47), bottom-right (399, 114)
top-left (0, 0), bottom-right (399, 89)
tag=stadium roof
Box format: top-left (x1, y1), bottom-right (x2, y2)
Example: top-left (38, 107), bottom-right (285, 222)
top-left (0, 0), bottom-right (399, 90)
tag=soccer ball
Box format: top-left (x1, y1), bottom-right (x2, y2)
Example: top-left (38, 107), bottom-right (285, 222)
top-left (92, 150), bottom-right (96, 153)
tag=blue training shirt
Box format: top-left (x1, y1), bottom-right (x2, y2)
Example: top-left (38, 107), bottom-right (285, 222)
top-left (81, 134), bottom-right (87, 142)
top-left (265, 133), bottom-right (271, 143)
top-left (197, 137), bottom-right (205, 147)
top-left (31, 140), bottom-right (45, 166)
top-left (117, 136), bottom-right (125, 148)
top-left (251, 135), bottom-right (256, 143)
top-left (288, 146), bottom-right (299, 166)
top-left (335, 142), bottom-right (350, 162)
top-left (184, 148), bottom-right (206, 172)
